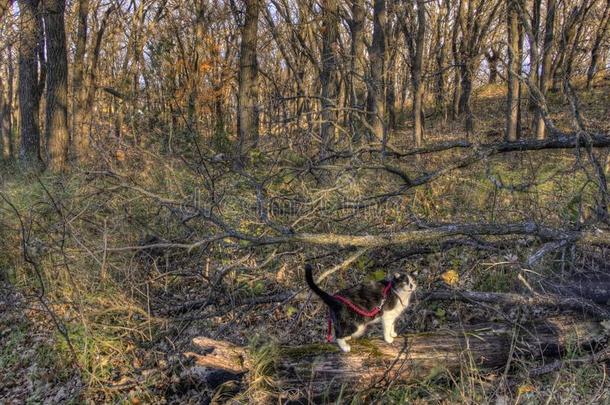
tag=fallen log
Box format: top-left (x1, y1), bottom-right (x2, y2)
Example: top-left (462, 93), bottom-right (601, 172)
top-left (422, 289), bottom-right (610, 319)
top-left (539, 281), bottom-right (610, 305)
top-left (184, 316), bottom-right (608, 402)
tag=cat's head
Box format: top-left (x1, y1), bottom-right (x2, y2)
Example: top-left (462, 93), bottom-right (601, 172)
top-left (390, 272), bottom-right (417, 290)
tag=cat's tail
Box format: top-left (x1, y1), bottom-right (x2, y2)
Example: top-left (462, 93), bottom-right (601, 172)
top-left (305, 264), bottom-right (339, 308)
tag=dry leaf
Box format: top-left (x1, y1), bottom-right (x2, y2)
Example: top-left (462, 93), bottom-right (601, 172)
top-left (441, 269), bottom-right (459, 286)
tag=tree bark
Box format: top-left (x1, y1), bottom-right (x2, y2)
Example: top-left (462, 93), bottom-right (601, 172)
top-left (43, 0), bottom-right (70, 171)
top-left (348, 0), bottom-right (366, 143)
top-left (412, 1), bottom-right (426, 147)
top-left (459, 61), bottom-right (475, 134)
top-left (535, 0), bottom-right (555, 139)
top-left (83, 4), bottom-right (113, 144)
top-left (0, 51), bottom-right (11, 160)
top-left (367, 0), bottom-right (386, 143)
top-left (451, 0), bottom-right (462, 120)
top-left (529, 0), bottom-right (542, 111)
top-left (506, 0), bottom-right (521, 142)
top-left (185, 317), bottom-right (607, 401)
top-left (319, 0), bottom-right (339, 159)
top-left (586, 0), bottom-right (610, 89)
top-left (434, 12), bottom-right (447, 114)
top-left (72, 0), bottom-right (89, 161)
top-left (485, 49), bottom-right (499, 84)
top-left (18, 0), bottom-right (43, 167)
top-left (6, 44), bottom-right (15, 159)
top-left (236, 0), bottom-right (260, 164)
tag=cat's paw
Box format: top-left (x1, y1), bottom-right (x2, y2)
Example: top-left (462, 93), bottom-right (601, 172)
top-left (390, 331), bottom-right (397, 338)
top-left (384, 335), bottom-right (394, 344)
top-left (337, 339), bottom-right (351, 352)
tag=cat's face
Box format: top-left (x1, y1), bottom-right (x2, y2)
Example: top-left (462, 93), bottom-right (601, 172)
top-left (391, 273), bottom-right (417, 291)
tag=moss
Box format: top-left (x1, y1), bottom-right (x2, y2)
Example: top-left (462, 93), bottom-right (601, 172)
top-left (281, 343), bottom-right (339, 358)
top-left (352, 339), bottom-right (384, 357)
top-left (281, 339), bottom-right (388, 359)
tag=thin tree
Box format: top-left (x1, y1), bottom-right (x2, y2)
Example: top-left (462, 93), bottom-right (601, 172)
top-left (72, 0), bottom-right (90, 160)
top-left (368, 0), bottom-right (386, 143)
top-left (586, 0), bottom-right (610, 88)
top-left (319, 0), bottom-right (339, 158)
top-left (18, 0), bottom-right (43, 166)
top-left (348, 0), bottom-right (366, 142)
top-left (535, 0), bottom-right (556, 139)
top-left (1, 49), bottom-right (12, 160)
top-left (236, 0), bottom-right (260, 164)
top-left (402, 0), bottom-right (427, 147)
top-left (506, 0), bottom-right (521, 141)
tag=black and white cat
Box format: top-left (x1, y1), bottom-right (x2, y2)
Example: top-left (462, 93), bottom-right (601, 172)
top-left (305, 264), bottom-right (417, 352)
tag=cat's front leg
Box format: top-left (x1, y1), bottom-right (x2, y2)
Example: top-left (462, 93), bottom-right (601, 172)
top-left (381, 316), bottom-right (394, 344)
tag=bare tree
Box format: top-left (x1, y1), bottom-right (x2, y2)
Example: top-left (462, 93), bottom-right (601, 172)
top-left (368, 0), bottom-right (387, 143)
top-left (485, 48), bottom-right (500, 84)
top-left (434, 5), bottom-right (448, 114)
top-left (348, 0), bottom-right (366, 142)
top-left (18, 0), bottom-right (43, 166)
top-left (586, 0), bottom-right (610, 88)
top-left (320, 0), bottom-right (340, 158)
top-left (43, 0), bottom-right (70, 171)
top-left (506, 0), bottom-right (521, 141)
top-left (236, 0), bottom-right (260, 164)
top-left (72, 0), bottom-right (89, 161)
top-left (0, 48), bottom-right (13, 160)
top-left (535, 0), bottom-right (556, 139)
top-left (454, 0), bottom-right (502, 133)
top-left (401, 0), bottom-right (427, 146)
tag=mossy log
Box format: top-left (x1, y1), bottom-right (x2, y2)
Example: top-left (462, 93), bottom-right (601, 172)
top-left (184, 316), bottom-right (608, 401)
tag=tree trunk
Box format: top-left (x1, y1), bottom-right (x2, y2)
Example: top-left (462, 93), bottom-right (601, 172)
top-left (435, 15), bottom-right (447, 115)
top-left (237, 0), bottom-right (260, 164)
top-left (185, 317), bottom-right (607, 401)
top-left (43, 0), bottom-right (70, 171)
top-left (586, 0), bottom-right (610, 89)
top-left (0, 82), bottom-right (6, 160)
top-left (506, 0), bottom-right (521, 142)
top-left (18, 0), bottom-right (43, 167)
top-left (84, 5), bottom-right (113, 144)
top-left (450, 0), bottom-right (462, 120)
top-left (367, 0), bottom-right (386, 143)
top-left (0, 51), bottom-right (11, 160)
top-left (529, 0), bottom-right (542, 111)
top-left (411, 1), bottom-right (426, 147)
top-left (349, 0), bottom-right (366, 143)
top-left (535, 0), bottom-right (555, 139)
top-left (485, 49), bottom-right (499, 84)
top-left (319, 0), bottom-right (339, 159)
top-left (6, 44), bottom-right (15, 159)
top-left (72, 0), bottom-right (89, 161)
top-left (459, 62), bottom-right (474, 134)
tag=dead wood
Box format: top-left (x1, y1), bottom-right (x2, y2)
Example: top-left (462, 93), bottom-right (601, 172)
top-left (422, 289), bottom-right (610, 319)
top-left (184, 316), bottom-right (608, 401)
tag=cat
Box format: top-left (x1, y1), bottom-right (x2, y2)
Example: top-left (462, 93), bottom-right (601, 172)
top-left (305, 264), bottom-right (417, 352)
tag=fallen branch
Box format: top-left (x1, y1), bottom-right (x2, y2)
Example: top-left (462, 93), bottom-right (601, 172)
top-left (422, 289), bottom-right (610, 319)
top-left (267, 222), bottom-right (608, 248)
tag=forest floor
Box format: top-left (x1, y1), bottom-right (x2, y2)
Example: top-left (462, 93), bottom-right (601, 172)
top-left (1, 75), bottom-right (610, 403)
top-left (0, 284), bottom-right (83, 404)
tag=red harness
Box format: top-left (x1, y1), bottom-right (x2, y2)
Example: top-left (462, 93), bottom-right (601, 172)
top-left (326, 281), bottom-right (393, 342)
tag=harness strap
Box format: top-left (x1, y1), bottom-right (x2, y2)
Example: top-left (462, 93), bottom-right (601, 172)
top-left (326, 281), bottom-right (393, 342)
